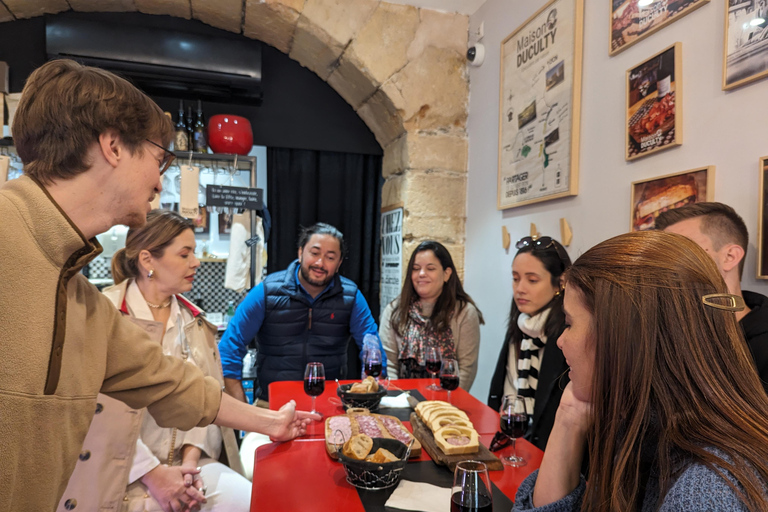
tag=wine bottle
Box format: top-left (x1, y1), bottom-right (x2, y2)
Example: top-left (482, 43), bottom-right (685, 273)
top-left (193, 99), bottom-right (207, 153)
top-left (186, 106), bottom-right (194, 151)
top-left (174, 100), bottom-right (189, 151)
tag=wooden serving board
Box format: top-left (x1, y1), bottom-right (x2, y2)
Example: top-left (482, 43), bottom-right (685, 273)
top-left (324, 411), bottom-right (422, 460)
top-left (410, 413), bottom-right (503, 472)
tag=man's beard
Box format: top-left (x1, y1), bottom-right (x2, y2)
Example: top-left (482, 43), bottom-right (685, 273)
top-left (300, 263), bottom-right (333, 288)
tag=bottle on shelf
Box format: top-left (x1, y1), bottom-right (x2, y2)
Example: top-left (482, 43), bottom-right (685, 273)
top-left (224, 300), bottom-right (236, 326)
top-left (193, 99), bottom-right (207, 153)
top-left (174, 100), bottom-right (189, 151)
top-left (186, 106), bottom-right (194, 152)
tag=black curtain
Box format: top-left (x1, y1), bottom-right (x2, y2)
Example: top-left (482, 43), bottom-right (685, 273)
top-left (266, 148), bottom-right (383, 325)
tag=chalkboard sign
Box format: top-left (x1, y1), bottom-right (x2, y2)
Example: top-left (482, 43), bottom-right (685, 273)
top-left (206, 185), bottom-right (264, 210)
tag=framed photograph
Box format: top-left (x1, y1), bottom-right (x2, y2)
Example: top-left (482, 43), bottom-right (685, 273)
top-left (723, 0), bottom-right (768, 90)
top-left (610, 0), bottom-right (709, 56)
top-left (757, 156), bottom-right (768, 278)
top-left (626, 43), bottom-right (682, 161)
top-left (630, 166), bottom-right (714, 231)
top-left (497, 0), bottom-right (584, 210)
top-left (193, 206), bottom-right (210, 235)
top-left (218, 211), bottom-right (234, 235)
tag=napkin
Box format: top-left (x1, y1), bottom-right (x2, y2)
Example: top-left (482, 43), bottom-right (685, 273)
top-left (385, 480), bottom-right (452, 512)
top-left (380, 392), bottom-right (411, 408)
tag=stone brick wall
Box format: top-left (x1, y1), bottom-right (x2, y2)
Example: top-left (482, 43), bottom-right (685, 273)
top-left (0, 0), bottom-right (470, 278)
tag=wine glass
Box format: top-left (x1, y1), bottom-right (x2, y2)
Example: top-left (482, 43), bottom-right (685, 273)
top-left (439, 358), bottom-right (460, 404)
top-left (425, 346), bottom-right (442, 391)
top-left (363, 346), bottom-right (383, 380)
top-left (499, 395), bottom-right (528, 467)
top-left (451, 460), bottom-right (493, 512)
top-left (303, 362), bottom-right (325, 415)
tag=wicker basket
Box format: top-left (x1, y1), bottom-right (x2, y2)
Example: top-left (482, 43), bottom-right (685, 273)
top-left (337, 438), bottom-right (408, 490)
top-left (337, 383), bottom-right (387, 411)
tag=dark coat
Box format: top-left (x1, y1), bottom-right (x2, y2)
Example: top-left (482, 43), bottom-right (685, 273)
top-left (488, 325), bottom-right (569, 451)
top-left (741, 290), bottom-right (768, 394)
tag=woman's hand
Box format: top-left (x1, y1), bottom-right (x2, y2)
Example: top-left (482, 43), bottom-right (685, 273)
top-left (269, 400), bottom-right (322, 442)
top-left (554, 382), bottom-right (593, 437)
top-left (141, 465), bottom-right (207, 512)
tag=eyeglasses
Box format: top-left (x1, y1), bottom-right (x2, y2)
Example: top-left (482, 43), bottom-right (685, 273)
top-left (515, 236), bottom-right (570, 264)
top-left (144, 139), bottom-right (176, 176)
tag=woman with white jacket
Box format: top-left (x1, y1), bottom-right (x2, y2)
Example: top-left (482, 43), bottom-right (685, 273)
top-left (57, 210), bottom-right (250, 512)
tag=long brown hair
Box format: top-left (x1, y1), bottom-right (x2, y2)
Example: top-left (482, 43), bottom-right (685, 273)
top-left (391, 241), bottom-right (484, 336)
top-left (111, 209), bottom-right (194, 284)
top-left (566, 231), bottom-right (768, 511)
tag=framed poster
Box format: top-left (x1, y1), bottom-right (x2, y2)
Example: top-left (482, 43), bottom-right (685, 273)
top-left (630, 166), bottom-right (714, 231)
top-left (380, 205), bottom-right (403, 315)
top-left (758, 156), bottom-right (768, 278)
top-left (723, 0), bottom-right (768, 90)
top-left (626, 43), bottom-right (682, 161)
top-left (610, 0), bottom-right (709, 55)
top-left (498, 0), bottom-right (584, 210)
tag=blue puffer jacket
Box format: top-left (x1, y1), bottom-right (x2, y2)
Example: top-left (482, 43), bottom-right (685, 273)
top-left (256, 260), bottom-right (356, 399)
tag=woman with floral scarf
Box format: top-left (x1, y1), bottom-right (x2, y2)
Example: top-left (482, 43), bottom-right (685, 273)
top-left (380, 241), bottom-right (484, 390)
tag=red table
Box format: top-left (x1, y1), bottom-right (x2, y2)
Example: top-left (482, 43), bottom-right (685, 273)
top-left (251, 379), bottom-right (544, 511)
top-left (267, 378), bottom-right (504, 437)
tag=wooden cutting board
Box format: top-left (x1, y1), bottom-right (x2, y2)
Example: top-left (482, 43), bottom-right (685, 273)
top-left (410, 413), bottom-right (503, 472)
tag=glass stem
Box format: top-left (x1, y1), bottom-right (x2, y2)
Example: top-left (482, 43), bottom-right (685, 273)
top-left (511, 437), bottom-right (517, 460)
top-left (447, 390), bottom-right (452, 405)
top-left (311, 395), bottom-right (316, 413)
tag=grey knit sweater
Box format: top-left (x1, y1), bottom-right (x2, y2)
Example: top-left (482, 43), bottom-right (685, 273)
top-left (513, 463), bottom-right (754, 511)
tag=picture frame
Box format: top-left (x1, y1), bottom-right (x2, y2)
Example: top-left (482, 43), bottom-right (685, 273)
top-left (722, 0), bottom-right (768, 90)
top-left (610, 0), bottom-right (709, 56)
top-left (630, 166), bottom-right (714, 231)
top-left (626, 43), bottom-right (683, 161)
top-left (757, 156), bottom-right (768, 278)
top-left (497, 0), bottom-right (584, 210)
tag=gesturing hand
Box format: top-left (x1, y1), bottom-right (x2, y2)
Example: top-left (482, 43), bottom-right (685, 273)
top-left (141, 464), bottom-right (207, 512)
top-left (269, 400), bottom-right (322, 442)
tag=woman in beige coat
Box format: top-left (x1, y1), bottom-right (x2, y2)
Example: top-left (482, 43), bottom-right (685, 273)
top-left (58, 210), bottom-right (250, 512)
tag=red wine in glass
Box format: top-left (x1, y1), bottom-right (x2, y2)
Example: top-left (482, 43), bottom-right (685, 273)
top-left (364, 361), bottom-right (382, 378)
top-left (450, 494), bottom-right (493, 512)
top-left (304, 362), bottom-right (325, 414)
top-left (425, 346), bottom-right (441, 391)
top-left (440, 375), bottom-right (460, 391)
top-left (499, 395), bottom-right (528, 467)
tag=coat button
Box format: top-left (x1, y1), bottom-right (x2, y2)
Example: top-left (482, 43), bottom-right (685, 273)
top-left (95, 403), bottom-right (103, 414)
top-left (198, 318), bottom-right (203, 326)
top-left (64, 499), bottom-right (77, 509)
top-left (79, 450), bottom-right (91, 461)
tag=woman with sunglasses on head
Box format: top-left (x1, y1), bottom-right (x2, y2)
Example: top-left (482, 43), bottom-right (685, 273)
top-left (514, 231), bottom-right (768, 512)
top-left (57, 210), bottom-right (250, 512)
top-left (380, 241), bottom-right (484, 390)
top-left (488, 235), bottom-right (572, 451)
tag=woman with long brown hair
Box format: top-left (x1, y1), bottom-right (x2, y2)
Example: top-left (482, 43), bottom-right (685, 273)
top-left (514, 231), bottom-right (768, 511)
top-left (380, 241), bottom-right (484, 390)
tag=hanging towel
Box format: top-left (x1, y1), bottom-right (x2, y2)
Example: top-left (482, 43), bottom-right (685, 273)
top-left (225, 213), bottom-right (265, 292)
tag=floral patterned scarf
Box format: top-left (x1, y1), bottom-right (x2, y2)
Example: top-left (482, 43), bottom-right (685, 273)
top-left (398, 300), bottom-right (456, 379)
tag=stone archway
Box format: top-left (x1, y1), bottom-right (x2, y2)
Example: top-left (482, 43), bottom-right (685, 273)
top-left (0, 0), bottom-right (470, 275)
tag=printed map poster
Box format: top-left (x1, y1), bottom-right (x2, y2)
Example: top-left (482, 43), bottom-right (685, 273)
top-left (610, 0), bottom-right (709, 56)
top-left (498, 0), bottom-right (583, 210)
top-left (626, 43), bottom-right (682, 160)
top-left (380, 206), bottom-right (403, 315)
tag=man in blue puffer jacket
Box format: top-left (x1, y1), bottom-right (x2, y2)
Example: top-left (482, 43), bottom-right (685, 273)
top-left (219, 222), bottom-right (385, 403)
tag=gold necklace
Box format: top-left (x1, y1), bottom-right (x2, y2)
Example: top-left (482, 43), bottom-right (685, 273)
top-left (145, 298), bottom-right (172, 309)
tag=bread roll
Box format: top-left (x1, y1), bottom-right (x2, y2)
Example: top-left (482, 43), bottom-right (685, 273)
top-left (365, 447), bottom-right (399, 463)
top-left (342, 434), bottom-right (373, 460)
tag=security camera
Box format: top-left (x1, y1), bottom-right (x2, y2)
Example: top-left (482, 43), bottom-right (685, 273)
top-left (466, 43), bottom-right (485, 67)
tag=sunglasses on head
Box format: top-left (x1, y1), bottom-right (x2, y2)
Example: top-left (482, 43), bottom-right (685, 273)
top-left (515, 236), bottom-right (570, 265)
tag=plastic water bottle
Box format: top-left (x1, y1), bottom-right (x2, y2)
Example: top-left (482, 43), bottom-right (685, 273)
top-left (224, 300), bottom-right (235, 327)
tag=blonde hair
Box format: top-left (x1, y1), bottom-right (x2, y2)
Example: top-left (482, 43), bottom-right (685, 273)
top-left (111, 210), bottom-right (194, 284)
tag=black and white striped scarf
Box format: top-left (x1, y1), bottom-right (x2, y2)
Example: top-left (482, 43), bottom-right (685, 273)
top-left (516, 308), bottom-right (551, 414)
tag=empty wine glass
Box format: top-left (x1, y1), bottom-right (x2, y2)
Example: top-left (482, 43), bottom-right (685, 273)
top-left (499, 395), bottom-right (528, 467)
top-left (363, 346), bottom-right (383, 380)
top-left (303, 362), bottom-right (325, 415)
top-left (425, 346), bottom-right (442, 391)
top-left (439, 358), bottom-right (460, 404)
top-left (451, 460), bottom-right (493, 512)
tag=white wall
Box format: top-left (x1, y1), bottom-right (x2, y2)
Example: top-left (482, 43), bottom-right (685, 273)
top-left (465, 0), bottom-right (768, 402)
